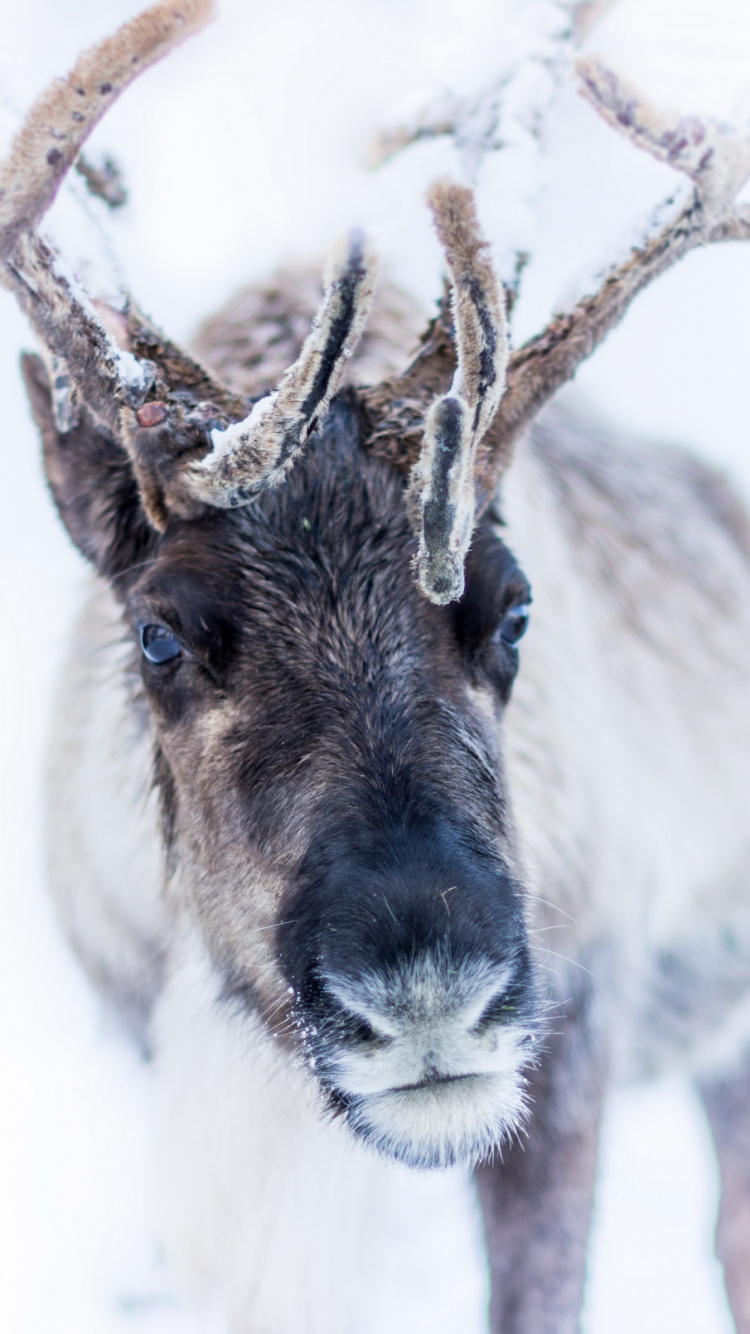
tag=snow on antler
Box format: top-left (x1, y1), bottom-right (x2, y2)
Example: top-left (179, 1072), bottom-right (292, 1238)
top-left (368, 0), bottom-right (611, 292)
top-left (364, 47), bottom-right (750, 532)
top-left (188, 232), bottom-right (377, 507)
top-left (0, 0), bottom-right (380, 531)
top-left (370, 1), bottom-right (594, 178)
top-left (473, 59), bottom-right (750, 484)
top-left (0, 0), bottom-right (223, 439)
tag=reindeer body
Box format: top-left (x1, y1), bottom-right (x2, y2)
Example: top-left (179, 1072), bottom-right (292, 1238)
top-left (5, 3), bottom-right (750, 1329)
top-left (41, 281), bottom-right (750, 1333)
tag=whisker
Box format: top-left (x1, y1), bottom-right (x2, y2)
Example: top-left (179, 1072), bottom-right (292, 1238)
top-left (110, 556), bottom-right (159, 583)
top-left (537, 948), bottom-right (593, 979)
top-left (262, 995), bottom-right (294, 1025)
top-left (531, 896), bottom-right (577, 924)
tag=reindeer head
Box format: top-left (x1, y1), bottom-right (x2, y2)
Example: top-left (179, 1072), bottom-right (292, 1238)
top-left (5, 0), bottom-right (750, 1169)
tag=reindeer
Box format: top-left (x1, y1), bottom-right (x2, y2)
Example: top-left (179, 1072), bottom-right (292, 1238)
top-left (3, 1), bottom-right (750, 1330)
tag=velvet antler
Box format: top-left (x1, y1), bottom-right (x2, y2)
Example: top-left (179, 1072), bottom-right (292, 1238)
top-left (408, 183), bottom-right (508, 604)
top-left (364, 58), bottom-right (750, 544)
top-left (0, 0), bottom-right (376, 530)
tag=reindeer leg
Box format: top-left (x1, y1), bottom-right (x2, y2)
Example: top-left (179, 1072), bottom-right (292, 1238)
top-left (474, 987), bottom-right (606, 1334)
top-left (697, 1050), bottom-right (750, 1333)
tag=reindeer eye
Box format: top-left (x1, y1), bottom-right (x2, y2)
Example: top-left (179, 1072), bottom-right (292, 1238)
top-left (496, 603), bottom-right (530, 647)
top-left (140, 623), bottom-right (182, 664)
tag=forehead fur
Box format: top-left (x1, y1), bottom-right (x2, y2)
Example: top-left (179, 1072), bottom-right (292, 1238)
top-left (132, 396), bottom-right (452, 663)
top-left (129, 398), bottom-right (518, 855)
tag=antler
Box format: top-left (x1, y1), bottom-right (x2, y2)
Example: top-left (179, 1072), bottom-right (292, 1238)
top-left (409, 182), bottom-right (508, 604)
top-left (1, 0), bottom-right (375, 530)
top-left (0, 0), bottom-right (226, 437)
top-left (477, 58), bottom-right (750, 487)
top-left (187, 232), bottom-right (376, 508)
top-left (364, 57), bottom-right (750, 524)
top-left (10, 2), bottom-right (749, 607)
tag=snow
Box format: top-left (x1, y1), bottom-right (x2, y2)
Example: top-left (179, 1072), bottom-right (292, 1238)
top-left (207, 392), bottom-right (276, 459)
top-left (45, 168), bottom-right (131, 313)
top-left (1, 0), bottom-right (749, 1330)
top-left (368, 0), bottom-right (582, 285)
top-left (48, 249), bottom-right (153, 401)
top-left (552, 181), bottom-right (693, 314)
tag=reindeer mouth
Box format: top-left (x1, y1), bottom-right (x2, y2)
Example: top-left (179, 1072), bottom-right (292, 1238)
top-left (340, 1068), bottom-right (527, 1170)
top-left (303, 953), bottom-right (537, 1167)
top-left (390, 1072), bottom-right (483, 1093)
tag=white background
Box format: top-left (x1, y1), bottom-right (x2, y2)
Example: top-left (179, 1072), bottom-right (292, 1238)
top-left (0, 0), bottom-right (749, 1329)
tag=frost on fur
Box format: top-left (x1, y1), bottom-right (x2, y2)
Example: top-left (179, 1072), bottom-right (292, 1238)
top-left (320, 954), bottom-right (536, 1170)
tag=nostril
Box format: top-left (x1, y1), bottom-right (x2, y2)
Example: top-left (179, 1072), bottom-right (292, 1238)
top-left (470, 988), bottom-right (518, 1034)
top-left (346, 1014), bottom-right (393, 1050)
top-left (323, 974), bottom-right (399, 1048)
top-left (323, 981), bottom-right (395, 1049)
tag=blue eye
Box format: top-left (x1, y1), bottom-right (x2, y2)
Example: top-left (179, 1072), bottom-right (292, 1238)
top-left (140, 623), bottom-right (182, 664)
top-left (496, 603), bottom-right (530, 647)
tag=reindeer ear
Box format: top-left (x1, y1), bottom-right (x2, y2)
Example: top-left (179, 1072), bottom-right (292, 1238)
top-left (21, 352), bottom-right (156, 580)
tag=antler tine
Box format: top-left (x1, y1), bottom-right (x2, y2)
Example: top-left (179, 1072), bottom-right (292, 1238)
top-left (0, 0), bottom-right (239, 449)
top-left (571, 0), bottom-right (617, 40)
top-left (576, 57), bottom-right (750, 213)
top-left (361, 0), bottom-right (614, 474)
top-left (410, 182), bottom-right (508, 605)
top-left (0, 0), bottom-right (215, 251)
top-left (184, 231), bottom-right (377, 507)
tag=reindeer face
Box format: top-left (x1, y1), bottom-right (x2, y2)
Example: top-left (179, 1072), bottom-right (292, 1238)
top-left (115, 400), bottom-right (537, 1167)
top-left (8, 0), bottom-right (538, 1168)
top-left (19, 182), bottom-right (536, 1165)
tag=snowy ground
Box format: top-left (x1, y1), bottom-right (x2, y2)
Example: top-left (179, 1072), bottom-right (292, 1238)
top-left (0, 0), bottom-right (748, 1330)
